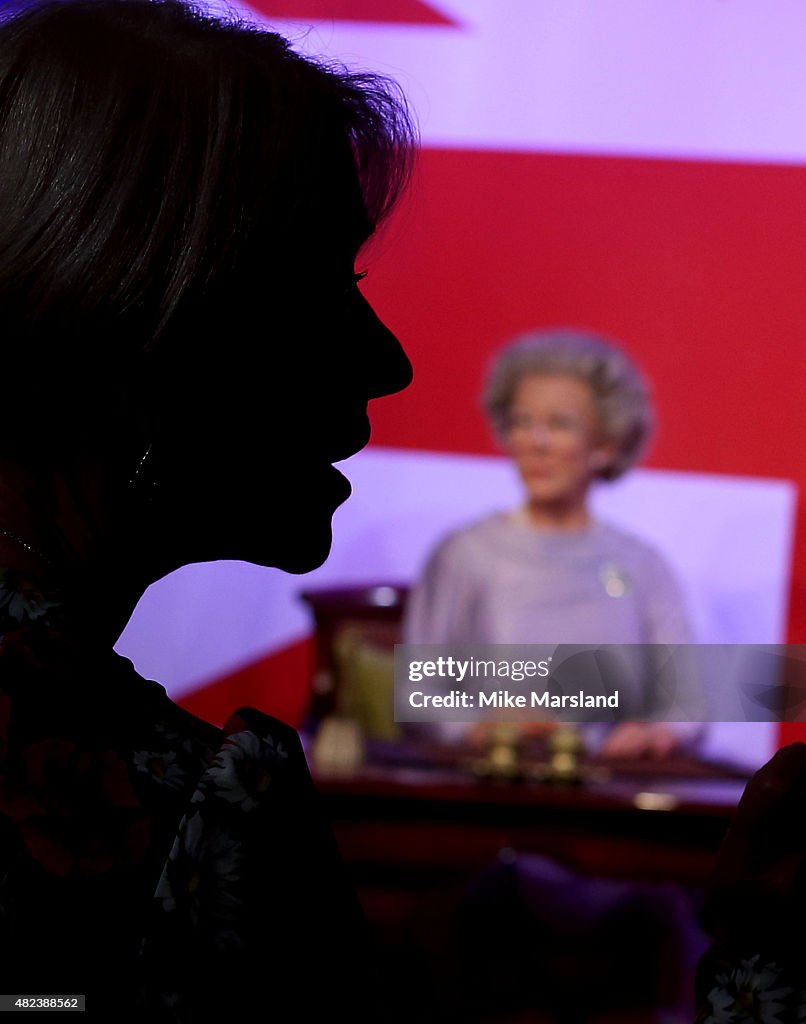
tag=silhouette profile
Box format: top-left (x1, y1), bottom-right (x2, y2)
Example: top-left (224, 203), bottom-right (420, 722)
top-left (0, 0), bottom-right (414, 1018)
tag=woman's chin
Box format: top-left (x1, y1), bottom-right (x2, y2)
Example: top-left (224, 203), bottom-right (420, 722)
top-left (272, 526), bottom-right (334, 574)
top-left (525, 484), bottom-right (569, 506)
top-left (178, 463), bottom-right (352, 572)
top-left (276, 465), bottom-right (351, 571)
top-left (209, 529), bottom-right (333, 574)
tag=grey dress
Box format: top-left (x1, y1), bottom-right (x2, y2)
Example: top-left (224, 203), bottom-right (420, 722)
top-left (403, 509), bottom-right (705, 744)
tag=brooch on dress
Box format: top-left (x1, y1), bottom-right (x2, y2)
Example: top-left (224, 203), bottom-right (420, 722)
top-left (598, 563), bottom-right (631, 598)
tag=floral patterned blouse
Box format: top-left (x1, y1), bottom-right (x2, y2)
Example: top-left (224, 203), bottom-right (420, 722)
top-left (0, 564), bottom-right (372, 1021)
top-left (696, 951), bottom-right (806, 1023)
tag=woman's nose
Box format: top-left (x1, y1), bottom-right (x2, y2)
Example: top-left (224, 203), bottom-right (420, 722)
top-left (357, 292), bottom-right (413, 400)
top-left (526, 422), bottom-right (553, 447)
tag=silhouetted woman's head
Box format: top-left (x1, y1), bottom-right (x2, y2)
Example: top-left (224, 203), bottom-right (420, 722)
top-left (0, 0), bottom-right (415, 574)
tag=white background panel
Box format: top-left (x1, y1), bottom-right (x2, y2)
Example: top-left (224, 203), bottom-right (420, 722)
top-left (117, 448), bottom-right (795, 766)
top-left (215, 0), bottom-right (806, 164)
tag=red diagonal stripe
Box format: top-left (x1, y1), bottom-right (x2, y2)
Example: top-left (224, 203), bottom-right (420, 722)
top-left (247, 0), bottom-right (457, 26)
top-left (178, 639), bottom-right (314, 729)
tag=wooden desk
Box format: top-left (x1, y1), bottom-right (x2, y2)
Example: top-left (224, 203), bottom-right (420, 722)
top-left (313, 753), bottom-right (749, 1022)
top-left (315, 753), bottom-right (748, 887)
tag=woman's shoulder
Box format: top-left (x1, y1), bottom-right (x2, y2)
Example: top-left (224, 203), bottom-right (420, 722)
top-left (141, 703), bottom-right (368, 1021)
top-left (427, 510), bottom-right (519, 561)
top-left (159, 702), bottom-right (304, 779)
top-left (218, 706), bottom-right (304, 761)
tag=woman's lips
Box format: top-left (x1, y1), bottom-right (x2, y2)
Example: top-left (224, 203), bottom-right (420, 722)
top-left (324, 463), bottom-right (352, 504)
top-left (326, 416), bottom-right (371, 463)
top-left (522, 463), bottom-right (557, 478)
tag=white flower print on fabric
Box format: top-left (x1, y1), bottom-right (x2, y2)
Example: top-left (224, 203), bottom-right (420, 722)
top-left (704, 956), bottom-right (794, 1024)
top-left (154, 810), bottom-right (243, 949)
top-left (133, 749), bottom-right (186, 790)
top-left (152, 721), bottom-right (205, 758)
top-left (203, 730), bottom-right (288, 812)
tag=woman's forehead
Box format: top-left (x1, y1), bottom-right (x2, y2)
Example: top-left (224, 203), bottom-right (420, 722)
top-left (511, 372), bottom-right (596, 405)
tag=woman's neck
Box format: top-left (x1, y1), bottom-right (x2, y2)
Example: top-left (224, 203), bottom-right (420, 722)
top-left (0, 456), bottom-right (159, 648)
top-left (522, 497), bottom-right (592, 532)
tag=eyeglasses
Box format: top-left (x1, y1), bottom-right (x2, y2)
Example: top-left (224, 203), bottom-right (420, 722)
top-left (502, 411), bottom-right (591, 445)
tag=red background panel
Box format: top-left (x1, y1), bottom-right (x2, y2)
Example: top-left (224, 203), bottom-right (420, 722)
top-left (247, 0), bottom-right (457, 25)
top-left (364, 147), bottom-right (806, 642)
top-left (180, 638), bottom-right (314, 728)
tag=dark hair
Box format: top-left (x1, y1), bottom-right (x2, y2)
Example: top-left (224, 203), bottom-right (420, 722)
top-left (0, 0), bottom-right (415, 454)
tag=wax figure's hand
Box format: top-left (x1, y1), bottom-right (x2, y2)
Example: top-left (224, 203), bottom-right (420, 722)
top-left (600, 721), bottom-right (680, 759)
top-left (468, 720), bottom-right (558, 748)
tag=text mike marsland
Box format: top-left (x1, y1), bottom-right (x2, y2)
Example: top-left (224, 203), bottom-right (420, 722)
top-left (408, 689), bottom-right (621, 709)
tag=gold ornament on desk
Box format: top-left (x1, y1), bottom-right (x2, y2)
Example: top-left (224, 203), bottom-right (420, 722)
top-left (546, 724), bottom-right (584, 783)
top-left (528, 724), bottom-right (610, 785)
top-left (483, 723), bottom-right (523, 779)
top-left (310, 715), bottom-right (366, 777)
top-left (466, 722), bottom-right (525, 780)
top-left (466, 720), bottom-right (609, 785)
